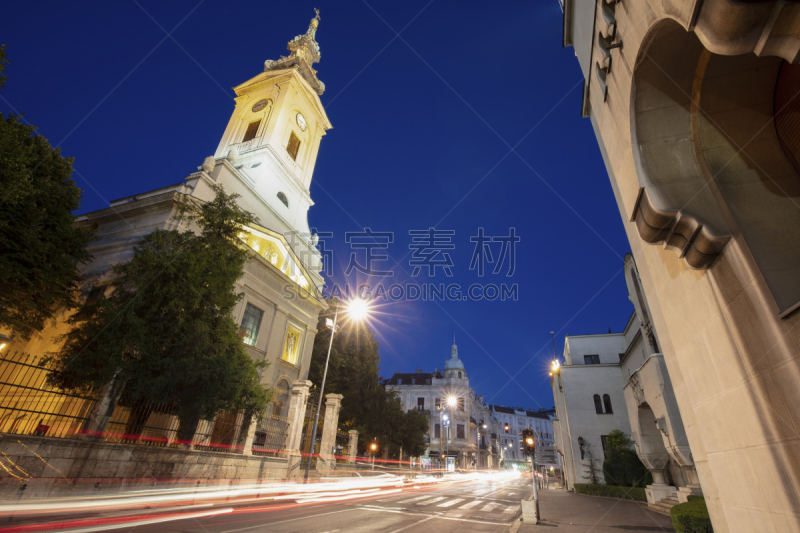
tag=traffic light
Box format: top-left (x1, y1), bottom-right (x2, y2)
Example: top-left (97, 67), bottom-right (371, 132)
top-left (522, 429), bottom-right (535, 456)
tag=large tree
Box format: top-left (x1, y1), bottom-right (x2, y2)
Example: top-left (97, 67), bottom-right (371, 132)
top-left (45, 185), bottom-right (269, 440)
top-left (308, 301), bottom-right (429, 459)
top-left (0, 45), bottom-right (96, 339)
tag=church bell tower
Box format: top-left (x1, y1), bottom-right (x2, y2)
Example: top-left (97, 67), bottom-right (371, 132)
top-left (208, 10), bottom-right (332, 288)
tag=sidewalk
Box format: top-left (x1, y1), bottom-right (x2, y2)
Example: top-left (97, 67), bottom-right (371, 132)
top-left (518, 487), bottom-right (675, 532)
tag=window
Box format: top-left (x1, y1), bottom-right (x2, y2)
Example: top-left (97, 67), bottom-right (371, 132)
top-left (397, 379), bottom-right (402, 385)
top-left (457, 398), bottom-right (465, 411)
top-left (593, 394), bottom-right (603, 414)
top-left (435, 398), bottom-right (442, 411)
top-left (277, 192), bottom-right (288, 207)
top-left (242, 119), bottom-right (261, 142)
top-left (426, 379), bottom-right (431, 384)
top-left (456, 424), bottom-right (465, 439)
top-left (286, 131), bottom-right (301, 160)
top-left (239, 303), bottom-right (264, 347)
top-left (584, 354), bottom-right (600, 365)
top-left (411, 379), bottom-right (415, 385)
top-left (603, 394), bottom-right (613, 414)
top-left (434, 423), bottom-right (441, 438)
top-left (457, 371), bottom-right (462, 378)
top-left (417, 397), bottom-right (425, 410)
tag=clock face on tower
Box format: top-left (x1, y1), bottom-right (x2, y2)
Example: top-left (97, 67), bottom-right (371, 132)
top-left (296, 113), bottom-right (307, 131)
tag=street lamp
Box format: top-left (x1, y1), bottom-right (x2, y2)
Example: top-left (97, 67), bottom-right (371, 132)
top-left (303, 298), bottom-right (371, 481)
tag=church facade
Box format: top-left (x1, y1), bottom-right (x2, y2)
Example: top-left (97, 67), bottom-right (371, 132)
top-left (1, 11), bottom-right (332, 432)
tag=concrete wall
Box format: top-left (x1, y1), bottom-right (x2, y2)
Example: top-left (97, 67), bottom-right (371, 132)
top-left (0, 434), bottom-right (289, 499)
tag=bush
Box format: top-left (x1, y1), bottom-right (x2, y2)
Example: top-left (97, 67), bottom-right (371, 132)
top-left (573, 483), bottom-right (647, 502)
top-left (687, 495), bottom-right (705, 503)
top-left (670, 498), bottom-right (713, 533)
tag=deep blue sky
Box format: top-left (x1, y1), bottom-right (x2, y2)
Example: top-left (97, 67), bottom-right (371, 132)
top-left (2, 1), bottom-right (634, 410)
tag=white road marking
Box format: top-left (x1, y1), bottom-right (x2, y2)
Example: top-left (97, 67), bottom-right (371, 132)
top-left (387, 516), bottom-right (434, 533)
top-left (437, 498), bottom-right (464, 507)
top-left (458, 500), bottom-right (483, 509)
top-left (503, 505), bottom-right (518, 514)
top-left (357, 506), bottom-right (516, 525)
top-left (480, 502), bottom-right (502, 512)
top-left (417, 496), bottom-right (446, 505)
top-left (398, 495), bottom-right (431, 503)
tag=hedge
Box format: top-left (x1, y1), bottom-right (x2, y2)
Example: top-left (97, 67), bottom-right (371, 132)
top-left (573, 483), bottom-right (647, 501)
top-left (670, 497), bottom-right (713, 533)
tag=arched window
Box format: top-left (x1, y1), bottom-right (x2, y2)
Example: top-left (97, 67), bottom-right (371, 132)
top-left (603, 394), bottom-right (613, 414)
top-left (277, 192), bottom-right (288, 207)
top-left (593, 394), bottom-right (603, 414)
top-left (457, 371), bottom-right (462, 378)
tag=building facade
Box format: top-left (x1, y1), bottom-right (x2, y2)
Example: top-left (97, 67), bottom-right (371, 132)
top-left (552, 254), bottom-right (701, 509)
top-left (560, 1), bottom-right (800, 530)
top-left (387, 341), bottom-right (558, 472)
top-left (1, 12), bottom-right (332, 434)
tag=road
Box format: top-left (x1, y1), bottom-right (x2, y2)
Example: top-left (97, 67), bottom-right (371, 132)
top-left (32, 474), bottom-right (534, 533)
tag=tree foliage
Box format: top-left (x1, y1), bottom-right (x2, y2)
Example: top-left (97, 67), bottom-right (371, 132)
top-left (602, 429), bottom-right (652, 487)
top-left (0, 45), bottom-right (96, 339)
top-left (45, 185), bottom-right (269, 439)
top-left (308, 301), bottom-right (429, 458)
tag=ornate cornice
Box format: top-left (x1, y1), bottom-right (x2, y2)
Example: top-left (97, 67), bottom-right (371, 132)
top-left (630, 187), bottom-right (729, 270)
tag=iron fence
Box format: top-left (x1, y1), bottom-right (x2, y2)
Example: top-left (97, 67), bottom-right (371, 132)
top-left (252, 413), bottom-right (289, 456)
top-left (0, 351), bottom-right (94, 439)
top-left (0, 351), bottom-right (254, 453)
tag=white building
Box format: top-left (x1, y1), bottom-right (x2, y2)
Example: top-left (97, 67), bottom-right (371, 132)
top-left (387, 341), bottom-right (558, 472)
top-left (552, 255), bottom-right (702, 510)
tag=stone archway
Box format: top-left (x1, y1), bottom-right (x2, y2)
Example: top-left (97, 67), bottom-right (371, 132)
top-left (631, 18), bottom-right (800, 314)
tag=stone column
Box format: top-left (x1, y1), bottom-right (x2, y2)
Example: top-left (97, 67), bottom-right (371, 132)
top-left (237, 414), bottom-right (258, 456)
top-left (316, 394), bottom-right (344, 472)
top-left (284, 380), bottom-right (312, 473)
top-left (347, 430), bottom-right (359, 463)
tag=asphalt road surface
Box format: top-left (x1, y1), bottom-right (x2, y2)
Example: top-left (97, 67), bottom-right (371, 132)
top-left (81, 475), bottom-right (533, 533)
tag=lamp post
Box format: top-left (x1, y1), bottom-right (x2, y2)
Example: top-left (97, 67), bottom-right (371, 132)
top-left (370, 441), bottom-right (378, 472)
top-left (303, 298), bottom-right (370, 482)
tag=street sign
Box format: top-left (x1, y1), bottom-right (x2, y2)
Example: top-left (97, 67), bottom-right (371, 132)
top-left (535, 446), bottom-right (558, 465)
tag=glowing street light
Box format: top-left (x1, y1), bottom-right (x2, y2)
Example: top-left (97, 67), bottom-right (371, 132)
top-left (551, 360), bottom-right (560, 373)
top-left (304, 298), bottom-right (372, 481)
top-left (447, 396), bottom-right (457, 407)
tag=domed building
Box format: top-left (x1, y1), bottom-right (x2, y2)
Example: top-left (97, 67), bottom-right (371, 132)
top-left (386, 339), bottom-right (558, 472)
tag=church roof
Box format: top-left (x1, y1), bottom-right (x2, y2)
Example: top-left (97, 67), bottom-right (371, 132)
top-left (264, 9), bottom-right (325, 95)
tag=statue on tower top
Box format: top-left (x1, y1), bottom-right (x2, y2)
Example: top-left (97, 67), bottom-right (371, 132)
top-left (264, 9), bottom-right (326, 95)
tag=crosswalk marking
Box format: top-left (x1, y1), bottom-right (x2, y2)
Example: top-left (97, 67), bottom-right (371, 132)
top-left (502, 505), bottom-right (518, 514)
top-left (458, 500), bottom-right (484, 510)
top-left (418, 496), bottom-right (447, 505)
top-left (398, 495), bottom-right (431, 503)
top-left (437, 498), bottom-right (464, 508)
top-left (480, 502), bottom-right (502, 512)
